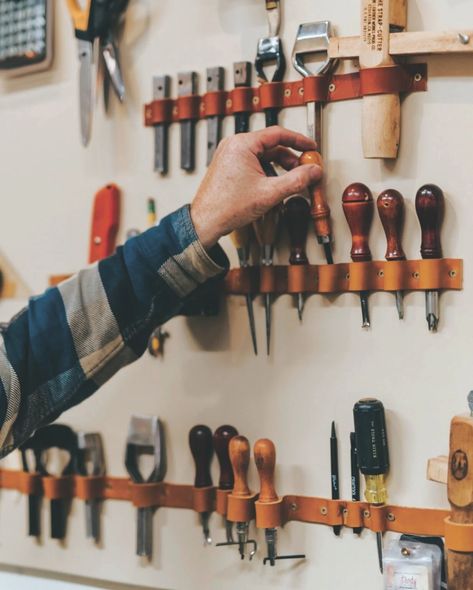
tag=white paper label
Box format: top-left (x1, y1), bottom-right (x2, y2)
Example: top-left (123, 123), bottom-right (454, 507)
top-left (385, 564), bottom-right (430, 590)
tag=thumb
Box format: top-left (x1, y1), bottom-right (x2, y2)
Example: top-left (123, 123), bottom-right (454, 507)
top-left (266, 164), bottom-right (322, 204)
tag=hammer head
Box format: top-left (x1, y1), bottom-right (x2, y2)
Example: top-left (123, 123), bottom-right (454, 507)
top-left (292, 21), bottom-right (336, 78)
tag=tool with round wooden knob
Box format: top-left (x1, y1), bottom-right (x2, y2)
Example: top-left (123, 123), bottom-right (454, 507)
top-left (189, 425), bottom-right (214, 545)
top-left (284, 196), bottom-right (310, 321)
top-left (377, 189), bottom-right (406, 320)
top-left (415, 184), bottom-right (445, 332)
top-left (254, 439), bottom-right (305, 566)
top-left (342, 183), bottom-right (374, 328)
top-left (299, 151), bottom-right (333, 264)
top-left (216, 436), bottom-right (258, 560)
top-left (213, 425), bottom-right (238, 543)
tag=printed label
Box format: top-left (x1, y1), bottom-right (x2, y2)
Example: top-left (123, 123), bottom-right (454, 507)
top-left (385, 564), bottom-right (430, 590)
top-left (362, 0), bottom-right (386, 51)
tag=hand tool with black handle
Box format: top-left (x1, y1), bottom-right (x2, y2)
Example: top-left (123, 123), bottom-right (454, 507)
top-left (284, 196), bottom-right (310, 321)
top-left (377, 189), bottom-right (406, 319)
top-left (230, 61), bottom-right (258, 355)
top-left (77, 432), bottom-right (105, 542)
top-left (255, 0), bottom-right (286, 127)
top-left (342, 183), bottom-right (374, 328)
top-left (415, 184), bottom-right (445, 332)
top-left (153, 75), bottom-right (171, 174)
top-left (32, 424), bottom-right (79, 540)
top-left (330, 421), bottom-right (341, 536)
top-left (19, 437), bottom-right (42, 537)
top-left (350, 431), bottom-right (362, 536)
top-left (216, 436), bottom-right (258, 560)
top-left (206, 67), bottom-right (225, 165)
top-left (254, 438), bottom-right (305, 565)
top-left (125, 415), bottom-right (166, 558)
top-left (189, 425), bottom-right (214, 545)
top-left (299, 151), bottom-right (333, 264)
top-left (213, 425), bottom-right (238, 543)
top-left (354, 398), bottom-right (390, 573)
top-left (178, 71), bottom-right (198, 172)
top-left (101, 0), bottom-right (129, 110)
top-left (253, 165), bottom-right (281, 356)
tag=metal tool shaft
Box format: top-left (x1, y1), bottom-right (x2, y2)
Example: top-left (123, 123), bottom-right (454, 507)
top-left (137, 506), bottom-right (154, 557)
top-left (206, 67), bottom-right (225, 165)
top-left (178, 72), bottom-right (198, 171)
top-left (153, 75), bottom-right (171, 174)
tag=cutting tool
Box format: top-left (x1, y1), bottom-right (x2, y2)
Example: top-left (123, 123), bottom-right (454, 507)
top-left (101, 0), bottom-right (129, 111)
top-left (66, 0), bottom-right (128, 146)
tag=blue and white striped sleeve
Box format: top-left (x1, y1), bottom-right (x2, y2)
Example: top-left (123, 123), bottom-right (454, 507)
top-left (0, 205), bottom-right (228, 457)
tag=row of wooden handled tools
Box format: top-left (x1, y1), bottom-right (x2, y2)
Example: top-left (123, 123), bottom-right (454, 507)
top-left (15, 400), bottom-right (387, 566)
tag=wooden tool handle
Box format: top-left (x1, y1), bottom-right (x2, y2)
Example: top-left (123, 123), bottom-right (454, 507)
top-left (342, 183), bottom-right (374, 262)
top-left (299, 151), bottom-right (331, 240)
top-left (377, 189), bottom-right (406, 261)
top-left (229, 436), bottom-right (252, 497)
top-left (254, 438), bottom-right (278, 503)
top-left (447, 415), bottom-right (473, 590)
top-left (213, 425), bottom-right (238, 491)
top-left (189, 425), bottom-right (214, 488)
top-left (360, 0), bottom-right (404, 158)
top-left (88, 184), bottom-right (121, 264)
top-left (253, 207), bottom-right (280, 247)
top-left (284, 197), bottom-right (310, 265)
top-left (230, 226), bottom-right (252, 251)
top-left (415, 184), bottom-right (444, 260)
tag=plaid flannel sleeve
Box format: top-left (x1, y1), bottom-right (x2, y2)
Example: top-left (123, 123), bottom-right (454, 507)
top-left (0, 205), bottom-right (228, 457)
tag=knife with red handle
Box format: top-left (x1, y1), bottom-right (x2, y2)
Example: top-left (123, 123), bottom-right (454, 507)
top-left (88, 183), bottom-right (120, 264)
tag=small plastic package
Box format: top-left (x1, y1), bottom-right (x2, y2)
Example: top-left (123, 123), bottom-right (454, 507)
top-left (383, 538), bottom-right (442, 590)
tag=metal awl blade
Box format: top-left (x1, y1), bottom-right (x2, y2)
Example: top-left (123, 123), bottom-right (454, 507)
top-left (79, 40), bottom-right (95, 147)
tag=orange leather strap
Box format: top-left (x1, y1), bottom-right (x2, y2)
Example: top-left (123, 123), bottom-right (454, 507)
top-left (42, 475), bottom-right (75, 500)
top-left (216, 489), bottom-right (231, 516)
top-left (227, 493), bottom-right (258, 523)
top-left (224, 259), bottom-right (463, 296)
top-left (444, 517), bottom-right (473, 553)
top-left (144, 64), bottom-right (427, 126)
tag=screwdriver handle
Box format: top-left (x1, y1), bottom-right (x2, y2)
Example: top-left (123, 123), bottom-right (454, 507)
top-left (229, 436), bottom-right (252, 497)
top-left (353, 399), bottom-right (390, 476)
top-left (377, 190), bottom-right (406, 261)
top-left (213, 425), bottom-right (239, 491)
top-left (415, 184), bottom-right (445, 260)
top-left (230, 225), bottom-right (252, 252)
top-left (299, 151), bottom-right (331, 240)
top-left (342, 183), bottom-right (374, 262)
top-left (253, 207), bottom-right (280, 248)
top-left (284, 197), bottom-right (310, 265)
top-left (189, 425), bottom-right (214, 488)
top-left (254, 439), bottom-right (278, 504)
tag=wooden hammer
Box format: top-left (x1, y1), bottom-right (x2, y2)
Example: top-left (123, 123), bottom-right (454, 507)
top-left (360, 0), bottom-right (407, 158)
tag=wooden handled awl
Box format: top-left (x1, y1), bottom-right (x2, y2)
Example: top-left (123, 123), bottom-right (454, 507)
top-left (342, 183), bottom-right (374, 328)
top-left (360, 0), bottom-right (406, 158)
top-left (216, 436), bottom-right (258, 560)
top-left (189, 425), bottom-right (214, 545)
top-left (415, 184), bottom-right (445, 332)
top-left (213, 425), bottom-right (238, 543)
top-left (377, 189), bottom-right (406, 319)
top-left (299, 151), bottom-right (333, 264)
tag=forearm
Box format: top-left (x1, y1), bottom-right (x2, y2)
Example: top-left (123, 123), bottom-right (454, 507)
top-left (0, 205), bottom-right (228, 457)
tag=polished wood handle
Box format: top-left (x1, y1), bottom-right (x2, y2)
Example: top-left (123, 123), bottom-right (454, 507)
top-left (377, 189), bottom-right (406, 261)
top-left (189, 425), bottom-right (214, 488)
top-left (299, 151), bottom-right (331, 240)
top-left (415, 184), bottom-right (444, 260)
top-left (213, 426), bottom-right (238, 491)
top-left (254, 438), bottom-right (278, 503)
top-left (230, 225), bottom-right (252, 251)
top-left (253, 207), bottom-right (281, 247)
top-left (229, 436), bottom-right (251, 497)
top-left (342, 183), bottom-right (374, 262)
top-left (284, 197), bottom-right (310, 265)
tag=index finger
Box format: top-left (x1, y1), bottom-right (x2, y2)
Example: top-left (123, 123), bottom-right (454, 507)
top-left (250, 126), bottom-right (317, 156)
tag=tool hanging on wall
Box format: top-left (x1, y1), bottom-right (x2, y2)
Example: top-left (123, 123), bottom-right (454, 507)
top-left (77, 432), bottom-right (106, 543)
top-left (153, 75), bottom-right (171, 174)
top-left (66, 0), bottom-right (128, 146)
top-left (254, 438), bottom-right (306, 565)
top-left (189, 425), bottom-right (214, 545)
top-left (89, 184), bottom-right (121, 264)
top-left (216, 435), bottom-right (258, 560)
top-left (342, 183), bottom-right (374, 328)
top-left (284, 196), bottom-right (310, 321)
top-left (350, 432), bottom-right (362, 536)
top-left (19, 436), bottom-right (43, 537)
top-left (125, 415), bottom-right (166, 558)
top-left (178, 71), bottom-right (198, 171)
top-left (354, 398), bottom-right (390, 573)
top-left (229, 61), bottom-right (258, 355)
top-left (330, 422), bottom-right (341, 536)
top-left (213, 425), bottom-right (238, 543)
top-left (415, 185), bottom-right (445, 332)
top-left (101, 0), bottom-right (129, 112)
top-left (377, 189), bottom-right (406, 320)
top-left (0, 0), bottom-right (53, 75)
top-left (206, 67), bottom-right (225, 165)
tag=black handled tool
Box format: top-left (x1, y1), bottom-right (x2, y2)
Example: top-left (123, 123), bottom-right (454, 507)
top-left (213, 425), bottom-right (238, 543)
top-left (330, 421), bottom-right (341, 536)
top-left (206, 66), bottom-right (225, 165)
top-left (30, 424), bottom-right (79, 540)
top-left (350, 432), bottom-right (362, 536)
top-left (77, 432), bottom-right (106, 542)
top-left (189, 425), bottom-right (214, 545)
top-left (354, 398), bottom-right (390, 573)
top-left (19, 437), bottom-right (42, 537)
top-left (178, 71), bottom-right (198, 171)
top-left (125, 415), bottom-right (166, 558)
top-left (153, 75), bottom-right (171, 174)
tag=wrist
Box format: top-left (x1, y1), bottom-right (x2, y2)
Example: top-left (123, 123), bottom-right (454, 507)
top-left (190, 204), bottom-right (220, 250)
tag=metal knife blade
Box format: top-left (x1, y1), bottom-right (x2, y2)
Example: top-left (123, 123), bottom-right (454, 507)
top-left (79, 39), bottom-right (94, 147)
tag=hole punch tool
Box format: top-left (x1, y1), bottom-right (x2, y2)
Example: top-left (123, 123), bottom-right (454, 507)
top-left (101, 0), bottom-right (129, 112)
top-left (77, 432), bottom-right (106, 543)
top-left (189, 425), bottom-right (214, 546)
top-left (178, 71), bottom-right (198, 172)
top-left (153, 75), bottom-right (171, 174)
top-left (206, 67), bottom-right (225, 165)
top-left (125, 415), bottom-right (166, 559)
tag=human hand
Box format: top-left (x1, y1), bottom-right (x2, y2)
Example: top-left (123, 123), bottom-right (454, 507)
top-left (190, 126), bottom-right (322, 248)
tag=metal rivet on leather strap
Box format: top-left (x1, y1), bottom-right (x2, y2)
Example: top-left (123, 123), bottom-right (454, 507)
top-left (329, 83), bottom-right (336, 92)
top-left (387, 512), bottom-right (395, 522)
top-left (291, 503), bottom-right (298, 512)
top-left (346, 273), bottom-right (350, 280)
top-left (226, 99), bottom-right (232, 108)
top-left (252, 96), bottom-right (260, 105)
top-left (363, 510), bottom-right (371, 519)
top-left (450, 270), bottom-right (457, 278)
top-left (284, 88), bottom-right (291, 97)
top-left (413, 271), bottom-right (420, 279)
top-left (298, 87), bottom-right (304, 96)
top-left (321, 506), bottom-right (328, 516)
top-left (378, 270), bottom-right (384, 277)
top-left (414, 73), bottom-right (422, 82)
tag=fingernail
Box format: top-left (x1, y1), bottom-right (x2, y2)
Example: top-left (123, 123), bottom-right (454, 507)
top-left (309, 165), bottom-right (322, 181)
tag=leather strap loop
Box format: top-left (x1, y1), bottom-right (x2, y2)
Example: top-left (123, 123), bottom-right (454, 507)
top-left (75, 476), bottom-right (106, 501)
top-left (216, 489), bottom-right (231, 516)
top-left (227, 493), bottom-right (258, 523)
top-left (17, 472), bottom-right (42, 496)
top-left (303, 75), bottom-right (330, 102)
top-left (144, 97), bottom-right (174, 125)
top-left (445, 517), bottom-right (473, 553)
top-left (176, 95), bottom-right (201, 121)
top-left (255, 499), bottom-right (284, 528)
top-left (360, 64), bottom-right (426, 96)
top-left (42, 475), bottom-right (75, 500)
top-left (203, 91), bottom-right (229, 118)
top-left (129, 482), bottom-right (164, 508)
top-left (229, 87), bottom-right (256, 114)
top-left (259, 82), bottom-right (285, 110)
top-left (192, 486), bottom-right (216, 513)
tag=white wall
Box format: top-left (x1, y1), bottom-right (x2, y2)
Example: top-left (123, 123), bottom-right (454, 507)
top-left (0, 1), bottom-right (472, 589)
